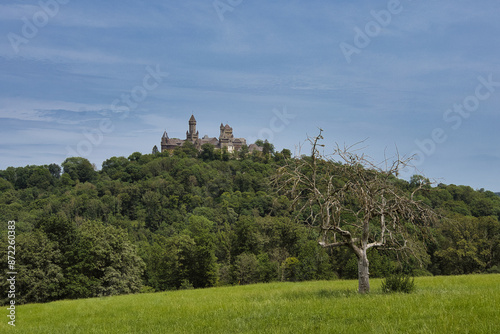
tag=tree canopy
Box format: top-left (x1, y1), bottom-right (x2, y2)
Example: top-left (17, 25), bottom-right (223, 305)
top-left (1, 143), bottom-right (499, 304)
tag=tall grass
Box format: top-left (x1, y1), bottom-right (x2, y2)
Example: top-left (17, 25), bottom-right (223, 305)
top-left (2, 274), bottom-right (499, 333)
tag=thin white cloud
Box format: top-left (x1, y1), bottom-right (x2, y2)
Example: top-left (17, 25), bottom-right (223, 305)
top-left (0, 98), bottom-right (109, 122)
top-left (1, 45), bottom-right (141, 64)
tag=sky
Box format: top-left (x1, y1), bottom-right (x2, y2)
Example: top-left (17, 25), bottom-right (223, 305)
top-left (0, 0), bottom-right (499, 191)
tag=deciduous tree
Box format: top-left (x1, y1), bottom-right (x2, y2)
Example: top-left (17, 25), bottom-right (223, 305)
top-left (274, 131), bottom-right (435, 293)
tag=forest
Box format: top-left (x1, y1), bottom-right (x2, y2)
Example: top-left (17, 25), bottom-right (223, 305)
top-left (1, 141), bottom-right (499, 304)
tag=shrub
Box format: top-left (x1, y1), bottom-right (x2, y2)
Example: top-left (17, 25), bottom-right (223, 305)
top-left (381, 273), bottom-right (415, 293)
top-left (281, 257), bottom-right (300, 282)
top-left (486, 265), bottom-right (500, 274)
top-left (139, 286), bottom-right (156, 294)
top-left (179, 279), bottom-right (194, 290)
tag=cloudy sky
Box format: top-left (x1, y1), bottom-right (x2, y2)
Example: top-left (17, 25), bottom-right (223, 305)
top-left (1, 0), bottom-right (499, 191)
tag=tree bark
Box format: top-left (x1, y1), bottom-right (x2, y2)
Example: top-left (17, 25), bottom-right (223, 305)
top-left (357, 249), bottom-right (370, 294)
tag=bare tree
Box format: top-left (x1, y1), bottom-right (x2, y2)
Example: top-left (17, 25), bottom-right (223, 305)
top-left (274, 131), bottom-right (435, 293)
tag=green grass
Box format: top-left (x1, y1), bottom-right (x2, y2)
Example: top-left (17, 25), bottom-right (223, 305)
top-left (3, 274), bottom-right (499, 333)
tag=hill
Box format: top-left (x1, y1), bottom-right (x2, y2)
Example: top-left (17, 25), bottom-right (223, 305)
top-left (1, 145), bottom-right (500, 305)
top-left (3, 275), bottom-right (499, 333)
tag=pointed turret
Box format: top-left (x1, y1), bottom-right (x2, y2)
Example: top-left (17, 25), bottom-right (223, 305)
top-left (187, 114), bottom-right (199, 141)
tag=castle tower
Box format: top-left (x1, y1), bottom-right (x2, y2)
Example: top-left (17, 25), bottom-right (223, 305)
top-left (224, 124), bottom-right (233, 138)
top-left (220, 123), bottom-right (225, 138)
top-left (219, 123), bottom-right (233, 139)
top-left (161, 131), bottom-right (169, 151)
top-left (186, 114), bottom-right (199, 142)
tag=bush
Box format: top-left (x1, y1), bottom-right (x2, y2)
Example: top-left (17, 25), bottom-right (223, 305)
top-left (179, 279), bottom-right (194, 290)
top-left (381, 274), bottom-right (415, 293)
top-left (139, 286), bottom-right (156, 294)
top-left (486, 265), bottom-right (500, 274)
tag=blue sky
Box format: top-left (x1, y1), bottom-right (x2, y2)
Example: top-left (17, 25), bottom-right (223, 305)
top-left (1, 0), bottom-right (499, 191)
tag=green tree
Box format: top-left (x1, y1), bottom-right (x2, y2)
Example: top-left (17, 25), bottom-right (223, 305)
top-left (186, 215), bottom-right (218, 288)
top-left (442, 200), bottom-right (471, 216)
top-left (128, 152), bottom-right (143, 162)
top-left (221, 147), bottom-right (230, 161)
top-left (142, 190), bottom-right (164, 231)
top-left (182, 141), bottom-right (199, 158)
top-left (27, 167), bottom-right (53, 189)
top-left (471, 198), bottom-right (494, 217)
top-left (281, 257), bottom-right (300, 281)
top-left (296, 239), bottom-right (334, 281)
top-left (1, 230), bottom-right (63, 305)
top-left (145, 234), bottom-right (197, 290)
top-left (238, 145), bottom-right (249, 159)
top-left (234, 252), bottom-right (259, 284)
top-left (0, 178), bottom-right (14, 192)
top-left (262, 140), bottom-right (275, 156)
top-left (434, 215), bottom-right (499, 274)
top-left (281, 148), bottom-right (292, 160)
top-left (256, 252), bottom-right (279, 282)
top-left (64, 220), bottom-right (145, 298)
top-left (200, 143), bottom-right (216, 161)
top-left (48, 163), bottom-right (61, 179)
top-left (62, 157), bottom-right (97, 183)
top-left (102, 156), bottom-right (130, 180)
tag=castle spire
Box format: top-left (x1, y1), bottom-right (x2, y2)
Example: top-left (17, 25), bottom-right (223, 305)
top-left (187, 114), bottom-right (198, 141)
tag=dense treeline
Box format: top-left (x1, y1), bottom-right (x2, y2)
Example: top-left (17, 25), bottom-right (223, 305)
top-left (1, 143), bottom-right (499, 304)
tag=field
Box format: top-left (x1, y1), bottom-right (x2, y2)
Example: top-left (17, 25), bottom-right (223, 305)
top-left (3, 274), bottom-right (499, 333)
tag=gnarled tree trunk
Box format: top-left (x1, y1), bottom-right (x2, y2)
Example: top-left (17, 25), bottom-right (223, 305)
top-left (357, 249), bottom-right (370, 294)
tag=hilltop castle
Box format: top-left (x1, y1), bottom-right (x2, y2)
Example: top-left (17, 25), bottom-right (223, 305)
top-left (156, 115), bottom-right (259, 153)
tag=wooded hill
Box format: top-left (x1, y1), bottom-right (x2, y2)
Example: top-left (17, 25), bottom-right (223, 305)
top-left (1, 142), bottom-right (499, 304)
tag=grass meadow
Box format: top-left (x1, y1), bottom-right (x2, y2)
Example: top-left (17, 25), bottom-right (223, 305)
top-left (2, 274), bottom-right (499, 333)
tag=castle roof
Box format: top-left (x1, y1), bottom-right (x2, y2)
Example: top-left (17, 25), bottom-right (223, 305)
top-left (248, 143), bottom-right (263, 152)
top-left (189, 114), bottom-right (196, 122)
top-left (200, 137), bottom-right (219, 145)
top-left (166, 138), bottom-right (184, 146)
